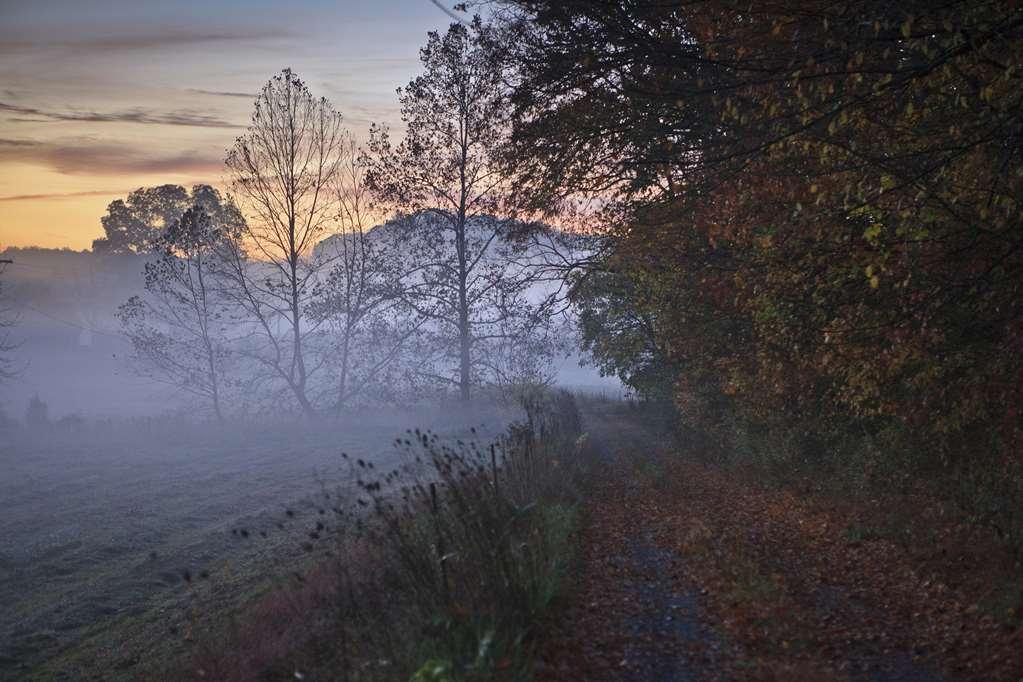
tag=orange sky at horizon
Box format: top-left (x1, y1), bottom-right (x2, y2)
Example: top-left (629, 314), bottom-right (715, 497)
top-left (0, 173), bottom-right (226, 251)
top-left (0, 0), bottom-right (458, 252)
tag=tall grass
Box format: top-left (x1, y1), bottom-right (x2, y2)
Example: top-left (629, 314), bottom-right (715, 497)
top-left (186, 389), bottom-right (588, 681)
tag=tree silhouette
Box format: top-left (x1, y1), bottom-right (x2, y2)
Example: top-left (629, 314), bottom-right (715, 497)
top-left (307, 136), bottom-right (426, 413)
top-left (224, 69), bottom-right (347, 417)
top-left (93, 184), bottom-right (243, 254)
top-left (366, 19), bottom-right (555, 400)
top-left (0, 254), bottom-right (18, 382)
top-left (118, 206), bottom-right (239, 423)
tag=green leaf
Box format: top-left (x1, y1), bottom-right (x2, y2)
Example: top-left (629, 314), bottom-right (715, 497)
top-left (901, 18), bottom-right (913, 39)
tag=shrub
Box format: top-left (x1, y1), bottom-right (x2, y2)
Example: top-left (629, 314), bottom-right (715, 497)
top-left (25, 394), bottom-right (49, 429)
top-left (187, 389), bottom-right (589, 681)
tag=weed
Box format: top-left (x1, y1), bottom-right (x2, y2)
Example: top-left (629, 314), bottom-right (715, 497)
top-left (185, 389), bottom-right (588, 680)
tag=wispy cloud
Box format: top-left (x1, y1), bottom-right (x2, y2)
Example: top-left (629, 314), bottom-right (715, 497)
top-left (0, 102), bottom-right (242, 129)
top-left (0, 138), bottom-right (224, 176)
top-left (0, 189), bottom-right (126, 202)
top-left (0, 138), bottom-right (40, 147)
top-left (0, 28), bottom-right (294, 55)
top-left (187, 89), bottom-right (257, 99)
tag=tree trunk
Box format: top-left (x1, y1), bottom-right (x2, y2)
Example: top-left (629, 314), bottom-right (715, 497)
top-left (335, 326), bottom-right (352, 417)
top-left (459, 315), bottom-right (471, 401)
top-left (211, 384), bottom-right (225, 425)
top-left (289, 252), bottom-right (316, 419)
top-left (456, 211), bottom-right (471, 402)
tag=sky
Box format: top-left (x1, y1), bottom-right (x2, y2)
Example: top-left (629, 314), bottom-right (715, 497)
top-left (0, 0), bottom-right (463, 250)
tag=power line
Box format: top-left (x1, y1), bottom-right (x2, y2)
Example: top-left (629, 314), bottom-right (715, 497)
top-left (3, 260), bottom-right (51, 271)
top-left (14, 301), bottom-right (124, 340)
top-left (1, 257), bottom-right (123, 339)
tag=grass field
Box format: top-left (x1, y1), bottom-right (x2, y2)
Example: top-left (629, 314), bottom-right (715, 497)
top-left (0, 405), bottom-right (517, 680)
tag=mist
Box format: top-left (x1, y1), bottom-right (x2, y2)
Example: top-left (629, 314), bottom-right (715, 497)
top-left (0, 244), bottom-right (620, 421)
top-left (0, 234), bottom-right (620, 678)
top-left (6, 1), bottom-right (1012, 679)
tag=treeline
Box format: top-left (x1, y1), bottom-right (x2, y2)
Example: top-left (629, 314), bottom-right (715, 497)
top-left (489, 2), bottom-right (1023, 545)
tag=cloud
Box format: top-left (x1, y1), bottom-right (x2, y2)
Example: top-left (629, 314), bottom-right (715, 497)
top-left (0, 28), bottom-right (294, 55)
top-left (0, 138), bottom-right (40, 147)
top-left (0, 138), bottom-right (224, 176)
top-left (0, 102), bottom-right (242, 129)
top-left (0, 190), bottom-right (126, 202)
top-left (187, 89), bottom-right (257, 99)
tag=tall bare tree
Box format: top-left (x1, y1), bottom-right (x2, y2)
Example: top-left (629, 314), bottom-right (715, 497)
top-left (225, 69), bottom-right (346, 417)
top-left (308, 135), bottom-right (426, 413)
top-left (118, 204), bottom-right (240, 422)
top-left (367, 19), bottom-right (552, 401)
top-left (0, 253), bottom-right (19, 382)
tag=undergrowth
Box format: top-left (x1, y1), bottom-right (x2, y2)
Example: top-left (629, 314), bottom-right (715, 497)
top-left (179, 389), bottom-right (589, 681)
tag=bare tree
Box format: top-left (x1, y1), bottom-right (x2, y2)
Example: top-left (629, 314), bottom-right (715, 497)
top-left (366, 19), bottom-right (554, 401)
top-left (118, 204), bottom-right (240, 422)
top-left (308, 135), bottom-right (427, 413)
top-left (224, 69), bottom-right (346, 417)
top-left (0, 253), bottom-right (19, 382)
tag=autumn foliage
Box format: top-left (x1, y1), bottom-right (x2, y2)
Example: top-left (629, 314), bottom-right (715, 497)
top-left (500, 1), bottom-right (1023, 545)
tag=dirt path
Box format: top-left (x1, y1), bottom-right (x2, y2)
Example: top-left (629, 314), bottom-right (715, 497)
top-left (537, 403), bottom-right (1022, 681)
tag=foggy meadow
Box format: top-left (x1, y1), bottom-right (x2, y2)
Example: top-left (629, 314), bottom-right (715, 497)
top-left (2, 1), bottom-right (1023, 680)
top-left (0, 21), bottom-right (612, 679)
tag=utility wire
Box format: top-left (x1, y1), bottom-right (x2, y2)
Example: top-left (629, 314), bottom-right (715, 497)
top-left (428, 0), bottom-right (469, 25)
top-left (2, 259), bottom-right (124, 339)
top-left (14, 301), bottom-right (124, 340)
top-left (3, 260), bottom-right (52, 272)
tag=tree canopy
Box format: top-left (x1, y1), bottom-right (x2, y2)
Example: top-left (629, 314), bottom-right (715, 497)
top-left (498, 0), bottom-right (1023, 538)
top-left (93, 184), bottom-right (244, 255)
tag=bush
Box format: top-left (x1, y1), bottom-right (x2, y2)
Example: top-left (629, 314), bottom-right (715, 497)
top-left (25, 394), bottom-right (49, 429)
top-left (187, 389), bottom-right (589, 681)
top-left (55, 413), bottom-right (86, 433)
